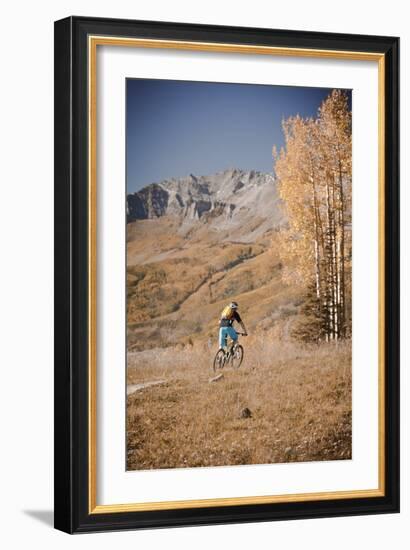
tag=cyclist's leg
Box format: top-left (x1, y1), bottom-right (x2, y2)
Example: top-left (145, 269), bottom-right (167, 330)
top-left (227, 326), bottom-right (238, 352)
top-left (219, 327), bottom-right (227, 349)
top-left (227, 326), bottom-right (238, 342)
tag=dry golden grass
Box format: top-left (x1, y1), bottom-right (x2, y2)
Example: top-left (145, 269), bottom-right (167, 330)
top-left (126, 216), bottom-right (351, 471)
top-left (127, 242), bottom-right (265, 324)
top-left (126, 333), bottom-right (351, 470)
top-left (126, 219), bottom-right (301, 352)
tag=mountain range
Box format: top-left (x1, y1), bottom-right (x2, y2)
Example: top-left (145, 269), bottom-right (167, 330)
top-left (127, 169), bottom-right (285, 241)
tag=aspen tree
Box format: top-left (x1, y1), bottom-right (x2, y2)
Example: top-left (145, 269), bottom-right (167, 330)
top-left (274, 90), bottom-right (352, 341)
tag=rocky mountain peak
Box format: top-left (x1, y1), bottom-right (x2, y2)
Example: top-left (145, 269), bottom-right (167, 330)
top-left (127, 169), bottom-right (283, 233)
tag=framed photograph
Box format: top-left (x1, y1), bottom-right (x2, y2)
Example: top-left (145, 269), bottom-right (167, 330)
top-left (54, 16), bottom-right (399, 533)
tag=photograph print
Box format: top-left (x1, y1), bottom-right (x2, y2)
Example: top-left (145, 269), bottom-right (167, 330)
top-left (126, 79), bottom-right (352, 471)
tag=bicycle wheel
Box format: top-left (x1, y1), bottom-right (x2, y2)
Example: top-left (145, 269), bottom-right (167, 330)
top-left (213, 349), bottom-right (226, 372)
top-left (231, 344), bottom-right (244, 369)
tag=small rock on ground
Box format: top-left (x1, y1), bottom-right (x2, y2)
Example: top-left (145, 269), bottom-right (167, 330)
top-left (240, 407), bottom-right (252, 418)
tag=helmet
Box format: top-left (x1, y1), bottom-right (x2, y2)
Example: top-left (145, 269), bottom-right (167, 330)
top-left (230, 301), bottom-right (238, 309)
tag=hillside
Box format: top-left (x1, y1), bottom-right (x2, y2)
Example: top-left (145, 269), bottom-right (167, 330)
top-left (126, 168), bottom-right (352, 470)
top-left (126, 169), bottom-right (297, 351)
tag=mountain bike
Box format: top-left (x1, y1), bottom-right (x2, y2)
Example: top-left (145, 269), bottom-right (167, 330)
top-left (212, 333), bottom-right (246, 373)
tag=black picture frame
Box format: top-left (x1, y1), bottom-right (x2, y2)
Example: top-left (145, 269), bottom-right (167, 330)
top-left (54, 15), bottom-right (400, 534)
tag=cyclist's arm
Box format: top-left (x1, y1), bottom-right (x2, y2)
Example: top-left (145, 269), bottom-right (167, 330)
top-left (234, 312), bottom-right (247, 335)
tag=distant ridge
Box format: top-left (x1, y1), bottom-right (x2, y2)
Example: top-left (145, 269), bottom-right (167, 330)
top-left (127, 168), bottom-right (284, 232)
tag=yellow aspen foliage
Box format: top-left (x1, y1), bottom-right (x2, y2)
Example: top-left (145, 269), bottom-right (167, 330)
top-left (274, 90), bottom-right (352, 341)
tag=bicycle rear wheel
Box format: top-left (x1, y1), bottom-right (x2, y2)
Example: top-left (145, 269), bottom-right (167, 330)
top-left (213, 349), bottom-right (226, 373)
top-left (231, 344), bottom-right (244, 369)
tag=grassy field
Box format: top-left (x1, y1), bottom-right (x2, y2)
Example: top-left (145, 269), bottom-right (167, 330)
top-left (126, 209), bottom-right (352, 471)
top-left (126, 331), bottom-right (352, 470)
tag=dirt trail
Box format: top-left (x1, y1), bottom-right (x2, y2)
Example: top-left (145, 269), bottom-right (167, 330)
top-left (127, 380), bottom-right (166, 396)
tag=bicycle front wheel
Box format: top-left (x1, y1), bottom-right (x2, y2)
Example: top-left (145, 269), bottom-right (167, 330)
top-left (213, 349), bottom-right (226, 373)
top-left (231, 344), bottom-right (244, 369)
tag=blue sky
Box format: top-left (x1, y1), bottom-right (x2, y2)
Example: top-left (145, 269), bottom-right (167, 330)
top-left (126, 79), bottom-right (351, 193)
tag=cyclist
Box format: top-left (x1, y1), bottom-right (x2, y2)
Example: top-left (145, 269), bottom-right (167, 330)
top-left (218, 301), bottom-right (248, 351)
